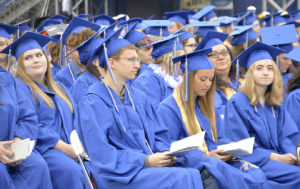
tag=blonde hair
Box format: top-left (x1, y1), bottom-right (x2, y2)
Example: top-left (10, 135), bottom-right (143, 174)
top-left (155, 50), bottom-right (184, 75)
top-left (16, 50), bottom-right (74, 113)
top-left (239, 61), bottom-right (284, 107)
top-left (178, 70), bottom-right (218, 142)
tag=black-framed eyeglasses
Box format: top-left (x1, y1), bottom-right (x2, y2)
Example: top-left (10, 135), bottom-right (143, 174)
top-left (208, 50), bottom-right (229, 58)
top-left (113, 56), bottom-right (141, 64)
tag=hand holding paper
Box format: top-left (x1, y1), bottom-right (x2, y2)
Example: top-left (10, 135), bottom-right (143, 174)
top-left (167, 131), bottom-right (205, 156)
top-left (3, 138), bottom-right (35, 164)
top-left (217, 137), bottom-right (255, 156)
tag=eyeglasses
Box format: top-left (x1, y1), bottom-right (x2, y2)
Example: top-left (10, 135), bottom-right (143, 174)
top-left (208, 50), bottom-right (229, 58)
top-left (113, 56), bottom-right (141, 64)
top-left (185, 44), bottom-right (197, 49)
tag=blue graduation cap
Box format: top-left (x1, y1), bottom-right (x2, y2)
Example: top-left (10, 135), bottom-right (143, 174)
top-left (15, 19), bottom-right (31, 34)
top-left (123, 23), bottom-right (146, 45)
top-left (185, 10), bottom-right (196, 20)
top-left (1, 32), bottom-right (51, 60)
top-left (171, 24), bottom-right (194, 42)
top-left (164, 10), bottom-right (190, 25)
top-left (118, 17), bottom-right (144, 31)
top-left (232, 42), bottom-right (284, 69)
top-left (78, 14), bottom-right (90, 20)
top-left (147, 34), bottom-right (184, 59)
top-left (236, 10), bottom-right (257, 26)
top-left (261, 12), bottom-right (286, 27)
top-left (99, 22), bottom-right (117, 39)
top-left (218, 16), bottom-right (236, 27)
top-left (230, 25), bottom-right (259, 46)
top-left (260, 24), bottom-right (298, 47)
top-left (36, 19), bottom-right (61, 33)
top-left (48, 15), bottom-right (68, 24)
top-left (117, 15), bottom-right (127, 23)
top-left (143, 20), bottom-right (173, 37)
top-left (66, 30), bottom-right (104, 64)
top-left (0, 23), bottom-right (18, 39)
top-left (191, 5), bottom-right (216, 21)
top-left (89, 14), bottom-right (115, 26)
top-left (87, 26), bottom-right (130, 85)
top-left (62, 16), bottom-right (100, 44)
top-left (172, 48), bottom-right (213, 100)
top-left (285, 21), bottom-right (300, 28)
top-left (196, 31), bottom-right (228, 50)
top-left (291, 10), bottom-right (300, 21)
top-left (281, 12), bottom-right (293, 23)
top-left (278, 43), bottom-right (294, 53)
top-left (190, 21), bottom-right (220, 36)
top-left (177, 31), bottom-right (194, 42)
top-left (285, 45), bottom-right (300, 62)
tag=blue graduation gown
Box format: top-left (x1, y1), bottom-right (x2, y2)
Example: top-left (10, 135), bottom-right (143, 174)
top-left (224, 91), bottom-right (300, 188)
top-left (215, 76), bottom-right (241, 119)
top-left (70, 71), bottom-right (99, 104)
top-left (282, 72), bottom-right (293, 90)
top-left (51, 63), bottom-right (61, 77)
top-left (77, 81), bottom-right (204, 189)
top-left (131, 65), bottom-right (173, 108)
top-left (0, 68), bottom-right (52, 189)
top-left (286, 88), bottom-right (300, 141)
top-left (157, 94), bottom-right (268, 189)
top-left (15, 78), bottom-right (87, 189)
top-left (54, 60), bottom-right (82, 89)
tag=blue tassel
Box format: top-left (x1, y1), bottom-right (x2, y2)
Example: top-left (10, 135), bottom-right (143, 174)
top-left (103, 43), bottom-right (118, 85)
top-left (7, 49), bottom-right (11, 71)
top-left (185, 55), bottom-right (188, 101)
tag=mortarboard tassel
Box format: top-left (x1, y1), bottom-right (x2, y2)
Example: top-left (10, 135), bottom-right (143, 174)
top-left (245, 31), bottom-right (249, 48)
top-left (103, 43), bottom-right (118, 85)
top-left (160, 27), bottom-right (163, 40)
top-left (173, 40), bottom-right (177, 76)
top-left (236, 58), bottom-right (240, 90)
top-left (59, 35), bottom-right (64, 67)
top-left (7, 49), bottom-right (11, 72)
top-left (185, 55), bottom-right (188, 101)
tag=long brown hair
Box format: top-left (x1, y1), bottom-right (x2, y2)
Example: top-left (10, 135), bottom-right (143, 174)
top-left (16, 50), bottom-right (73, 113)
top-left (239, 61), bottom-right (284, 107)
top-left (178, 70), bottom-right (218, 142)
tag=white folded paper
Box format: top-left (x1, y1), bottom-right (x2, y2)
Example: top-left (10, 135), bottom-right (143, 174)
top-left (167, 131), bottom-right (205, 156)
top-left (217, 137), bottom-right (255, 156)
top-left (5, 138), bottom-right (35, 163)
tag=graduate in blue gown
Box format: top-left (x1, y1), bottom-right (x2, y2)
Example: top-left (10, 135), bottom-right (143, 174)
top-left (224, 42), bottom-right (300, 188)
top-left (77, 29), bottom-right (220, 189)
top-left (69, 30), bottom-right (104, 104)
top-left (1, 32), bottom-right (87, 189)
top-left (195, 30), bottom-right (244, 121)
top-left (131, 35), bottom-right (184, 108)
top-left (285, 47), bottom-right (300, 134)
top-left (54, 17), bottom-right (100, 89)
top-left (0, 23), bottom-right (18, 73)
top-left (157, 49), bottom-right (268, 189)
top-left (0, 66), bottom-right (52, 189)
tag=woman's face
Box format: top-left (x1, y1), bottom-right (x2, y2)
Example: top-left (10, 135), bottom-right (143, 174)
top-left (209, 44), bottom-right (231, 76)
top-left (0, 37), bottom-right (8, 62)
top-left (111, 49), bottom-right (140, 81)
top-left (183, 38), bottom-right (197, 53)
top-left (194, 69), bottom-right (214, 97)
top-left (23, 48), bottom-right (48, 82)
top-left (253, 59), bottom-right (274, 87)
top-left (278, 53), bottom-right (292, 73)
